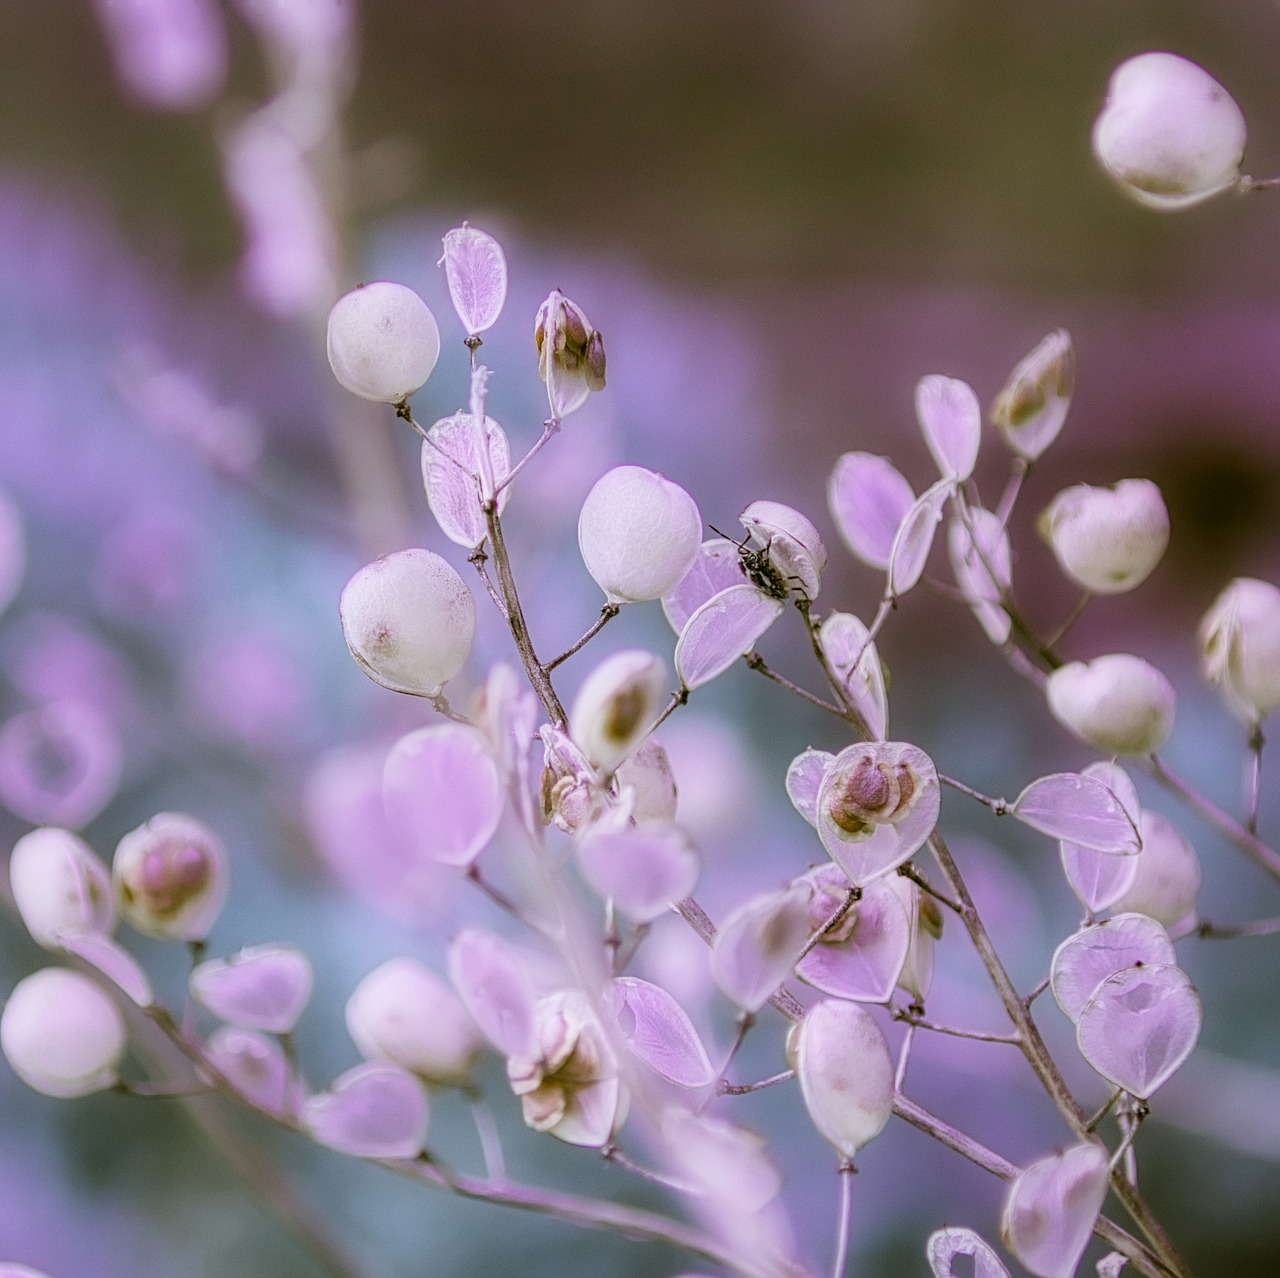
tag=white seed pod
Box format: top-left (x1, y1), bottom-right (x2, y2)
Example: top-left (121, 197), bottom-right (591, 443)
top-left (569, 649), bottom-right (668, 773)
top-left (1046, 654), bottom-right (1175, 755)
top-left (339, 549), bottom-right (476, 697)
top-left (787, 999), bottom-right (894, 1158)
top-left (1, 967), bottom-right (127, 1098)
top-left (578, 466), bottom-right (702, 604)
top-left (1111, 810), bottom-right (1201, 929)
top-left (113, 812), bottom-right (229, 941)
top-left (739, 499), bottom-right (827, 600)
top-left (990, 330), bottom-right (1074, 461)
top-left (440, 224), bottom-right (507, 336)
top-left (1199, 577), bottom-right (1280, 724)
top-left (1038, 480), bottom-right (1169, 595)
top-left (326, 282), bottom-right (441, 402)
top-left (346, 958), bottom-right (482, 1086)
top-left (1093, 52), bottom-right (1247, 211)
top-left (9, 826), bottom-right (115, 947)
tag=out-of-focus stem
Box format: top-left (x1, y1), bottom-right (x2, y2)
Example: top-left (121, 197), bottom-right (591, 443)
top-left (1246, 724), bottom-right (1264, 835)
top-left (830, 1161), bottom-right (855, 1278)
top-left (547, 604), bottom-right (619, 671)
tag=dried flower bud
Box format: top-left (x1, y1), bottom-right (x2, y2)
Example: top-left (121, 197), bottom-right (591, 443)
top-left (989, 330), bottom-right (1074, 461)
top-left (9, 826), bottom-right (115, 947)
top-left (1038, 480), bottom-right (1169, 595)
top-left (339, 549), bottom-right (476, 697)
top-left (1, 967), bottom-right (126, 1098)
top-left (113, 811), bottom-right (228, 941)
top-left (578, 466), bottom-right (702, 604)
top-left (1093, 52), bottom-right (1246, 211)
top-left (535, 290), bottom-right (606, 419)
top-left (569, 649), bottom-right (668, 773)
top-left (326, 282), bottom-right (441, 403)
top-left (1046, 655), bottom-right (1175, 755)
top-left (1199, 577), bottom-right (1280, 724)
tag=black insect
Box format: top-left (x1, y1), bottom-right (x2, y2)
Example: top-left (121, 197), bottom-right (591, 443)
top-left (709, 524), bottom-right (792, 601)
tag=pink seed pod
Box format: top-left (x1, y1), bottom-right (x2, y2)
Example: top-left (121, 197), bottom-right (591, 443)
top-left (440, 224), bottom-right (507, 336)
top-left (326, 281), bottom-right (441, 403)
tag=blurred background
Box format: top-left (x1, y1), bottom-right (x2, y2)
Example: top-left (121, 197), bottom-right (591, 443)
top-left (0, 1), bottom-right (1278, 1275)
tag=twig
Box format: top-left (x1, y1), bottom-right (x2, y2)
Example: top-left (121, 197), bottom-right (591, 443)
top-left (495, 418), bottom-right (560, 496)
top-left (939, 773), bottom-right (1009, 814)
top-left (469, 548), bottom-right (509, 619)
top-left (1246, 724), bottom-right (1265, 835)
top-left (719, 1069), bottom-right (795, 1097)
top-left (897, 863), bottom-right (962, 915)
top-left (469, 1097), bottom-right (507, 1184)
top-left (466, 865), bottom-right (557, 939)
top-left (547, 604), bottom-right (620, 671)
top-left (892, 1006), bottom-right (1021, 1046)
top-left (1044, 591), bottom-right (1092, 650)
top-left (796, 888), bottom-right (859, 963)
top-left (1196, 914), bottom-right (1280, 940)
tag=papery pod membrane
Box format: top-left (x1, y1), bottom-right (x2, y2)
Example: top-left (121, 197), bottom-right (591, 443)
top-left (189, 944), bottom-right (313, 1034)
top-left (576, 823), bottom-right (699, 923)
top-left (788, 999), bottom-right (894, 1157)
top-left (711, 880), bottom-right (814, 1012)
top-left (9, 825), bottom-right (116, 948)
top-left (383, 723), bottom-right (503, 868)
top-left (948, 507), bottom-right (1013, 645)
top-left (1077, 963), bottom-right (1201, 1098)
top-left (1050, 913), bottom-right (1177, 1023)
top-left (303, 1062), bottom-right (428, 1158)
top-left (675, 584), bottom-right (785, 690)
top-left (786, 748), bottom-right (835, 828)
top-left (474, 661), bottom-right (538, 792)
top-left (1001, 1143), bottom-right (1109, 1278)
top-left (827, 452), bottom-right (915, 571)
top-left (661, 537), bottom-right (745, 634)
top-left (568, 648), bottom-right (668, 774)
top-left (888, 479), bottom-right (951, 597)
top-left (1199, 577), bottom-right (1280, 724)
top-left (611, 977), bottom-right (715, 1088)
top-left (1096, 1253), bottom-right (1128, 1277)
top-left (794, 864), bottom-right (910, 1004)
top-left (446, 928), bottom-right (538, 1058)
top-left (1012, 772), bottom-right (1141, 855)
top-left (815, 741), bottom-right (940, 886)
top-left (818, 611), bottom-right (888, 738)
top-left (990, 330), bottom-right (1073, 461)
top-left (614, 738), bottom-right (678, 826)
top-left (916, 374), bottom-right (981, 483)
top-left (739, 499), bottom-right (827, 600)
top-left (885, 870), bottom-right (935, 1002)
top-left (441, 224), bottom-right (507, 335)
top-left (663, 1108), bottom-right (783, 1212)
top-left (1059, 762), bottom-right (1142, 913)
top-left (58, 932), bottom-right (154, 1007)
top-left (421, 413), bottom-right (511, 549)
top-left (205, 1026), bottom-right (296, 1116)
top-left (926, 1227), bottom-right (1011, 1278)
top-left (1110, 810), bottom-right (1201, 929)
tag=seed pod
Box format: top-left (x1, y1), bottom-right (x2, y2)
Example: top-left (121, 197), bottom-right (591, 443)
top-left (113, 811), bottom-right (229, 941)
top-left (1039, 479), bottom-right (1169, 595)
top-left (1199, 577), bottom-right (1280, 724)
top-left (1046, 654), bottom-right (1175, 755)
top-left (326, 281), bottom-right (441, 403)
top-left (569, 649), bottom-right (668, 773)
top-left (9, 826), bottom-right (115, 947)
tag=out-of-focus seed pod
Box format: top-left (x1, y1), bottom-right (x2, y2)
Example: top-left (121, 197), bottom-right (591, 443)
top-left (113, 811), bottom-right (228, 941)
top-left (9, 826), bottom-right (115, 947)
top-left (1046, 654), bottom-right (1175, 755)
top-left (569, 649), bottom-right (668, 773)
top-left (1199, 577), bottom-right (1280, 724)
top-left (326, 281), bottom-right (441, 403)
top-left (1111, 810), bottom-right (1201, 929)
top-left (989, 330), bottom-right (1074, 461)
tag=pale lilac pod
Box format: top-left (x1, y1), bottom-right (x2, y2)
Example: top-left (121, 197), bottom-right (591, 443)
top-left (92, 0), bottom-right (227, 109)
top-left (948, 508), bottom-right (1012, 645)
top-left (189, 945), bottom-right (313, 1034)
top-left (507, 990), bottom-right (621, 1147)
top-left (1059, 762), bottom-right (1142, 912)
top-left (440, 224), bottom-right (507, 335)
top-left (885, 871), bottom-right (937, 1002)
top-left (205, 1026), bottom-right (296, 1115)
top-left (9, 827), bottom-right (115, 947)
top-left (827, 452), bottom-right (915, 572)
top-left (815, 742), bottom-right (940, 886)
top-left (1199, 577), bottom-right (1280, 724)
top-left (1039, 480), bottom-right (1169, 595)
top-left (304, 1062), bottom-right (428, 1159)
top-left (421, 413), bottom-right (511, 548)
top-left (1046, 655), bottom-right (1175, 756)
top-left (474, 662), bottom-right (538, 791)
top-left (916, 375), bottom-right (981, 483)
top-left (339, 549), bottom-right (476, 698)
top-left (578, 466), bottom-right (702, 605)
top-left (326, 282), bottom-right (441, 403)
top-left (665, 1108), bottom-right (783, 1211)
top-left (0, 700), bottom-right (122, 829)
top-left (926, 1227), bottom-right (1011, 1278)
top-left (1110, 810), bottom-right (1201, 929)
top-left (535, 290), bottom-right (606, 419)
top-left (711, 881), bottom-right (814, 1012)
top-left (383, 723), bottom-right (503, 869)
top-left (1012, 771), bottom-right (1141, 854)
top-left (818, 612), bottom-right (888, 738)
top-left (0, 489), bottom-right (25, 617)
top-left (786, 748), bottom-right (835, 828)
top-left (611, 977), bottom-right (715, 1088)
top-left (1, 967), bottom-right (126, 1098)
top-left (1093, 52), bottom-right (1246, 211)
top-left (569, 648), bottom-right (668, 773)
top-left (990, 330), bottom-right (1074, 461)
top-left (346, 958), bottom-right (482, 1086)
top-left (447, 928), bottom-right (538, 1058)
top-left (1001, 1143), bottom-right (1109, 1278)
top-left (1077, 963), bottom-right (1201, 1098)
top-left (1051, 913), bottom-right (1177, 1022)
top-left (58, 933), bottom-right (153, 1007)
top-left (888, 480), bottom-right (951, 597)
top-left (794, 864), bottom-right (910, 1004)
top-left (614, 737), bottom-right (678, 826)
top-left (739, 499), bottom-right (827, 600)
top-left (788, 999), bottom-right (894, 1157)
top-left (674, 585), bottom-right (785, 690)
top-left (577, 822), bottom-right (699, 923)
top-left (661, 538), bottom-right (746, 633)
top-left (113, 812), bottom-right (228, 941)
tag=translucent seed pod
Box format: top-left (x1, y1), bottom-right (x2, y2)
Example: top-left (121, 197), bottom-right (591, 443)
top-left (339, 549), bottom-right (476, 697)
top-left (1199, 577), bottom-right (1280, 724)
top-left (1111, 810), bottom-right (1201, 929)
top-left (739, 499), bottom-right (827, 600)
top-left (440, 224), bottom-right (507, 336)
top-left (569, 649), bottom-right (668, 773)
top-left (326, 281), bottom-right (441, 403)
top-left (9, 826), bottom-right (116, 947)
top-left (989, 330), bottom-right (1074, 461)
top-left (1046, 654), bottom-right (1175, 755)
